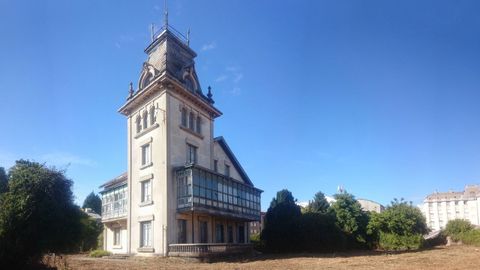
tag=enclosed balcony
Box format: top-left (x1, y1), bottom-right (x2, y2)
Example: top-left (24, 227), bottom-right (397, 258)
top-left (100, 174), bottom-right (128, 222)
top-left (176, 164), bottom-right (262, 221)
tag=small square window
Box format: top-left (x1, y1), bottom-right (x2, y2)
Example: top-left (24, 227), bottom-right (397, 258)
top-left (214, 160), bottom-right (218, 172)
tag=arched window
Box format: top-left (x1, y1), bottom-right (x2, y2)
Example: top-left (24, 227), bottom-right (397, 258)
top-left (136, 115), bottom-right (142, 133)
top-left (196, 116), bottom-right (201, 134)
top-left (181, 108), bottom-right (187, 127)
top-left (142, 110), bottom-right (148, 129)
top-left (149, 106), bottom-right (156, 125)
top-left (189, 112), bottom-right (194, 130)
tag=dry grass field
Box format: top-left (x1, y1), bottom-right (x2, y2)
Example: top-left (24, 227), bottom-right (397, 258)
top-left (46, 245), bottom-right (479, 270)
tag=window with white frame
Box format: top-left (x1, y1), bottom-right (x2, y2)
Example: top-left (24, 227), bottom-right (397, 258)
top-left (140, 221), bottom-right (152, 247)
top-left (141, 180), bottom-right (152, 203)
top-left (141, 143), bottom-right (151, 166)
top-left (113, 228), bottom-right (121, 246)
top-left (187, 144), bottom-right (197, 164)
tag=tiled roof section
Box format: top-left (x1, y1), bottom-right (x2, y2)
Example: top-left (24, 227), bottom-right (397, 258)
top-left (99, 172), bottom-right (127, 190)
top-left (214, 136), bottom-right (253, 187)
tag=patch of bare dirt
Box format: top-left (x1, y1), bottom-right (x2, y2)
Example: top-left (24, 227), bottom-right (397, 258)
top-left (47, 245), bottom-right (480, 270)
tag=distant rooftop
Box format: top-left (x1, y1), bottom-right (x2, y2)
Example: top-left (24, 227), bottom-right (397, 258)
top-left (425, 185), bottom-right (480, 201)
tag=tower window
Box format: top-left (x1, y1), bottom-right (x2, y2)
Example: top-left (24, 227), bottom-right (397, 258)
top-left (142, 111), bottom-right (148, 129)
top-left (141, 143), bottom-right (151, 166)
top-left (187, 144), bottom-right (197, 164)
top-left (141, 180), bottom-right (152, 203)
top-left (189, 112), bottom-right (195, 130)
top-left (149, 106), bottom-right (156, 125)
top-left (136, 115), bottom-right (142, 133)
top-left (196, 116), bottom-right (202, 134)
top-left (140, 221), bottom-right (152, 247)
top-left (181, 108), bottom-right (187, 127)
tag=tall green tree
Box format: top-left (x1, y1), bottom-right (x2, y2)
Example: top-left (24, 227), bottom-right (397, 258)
top-left (329, 192), bottom-right (369, 245)
top-left (0, 167), bottom-right (7, 194)
top-left (0, 160), bottom-right (83, 267)
top-left (262, 189), bottom-right (302, 252)
top-left (305, 191), bottom-right (330, 213)
top-left (83, 191), bottom-right (102, 214)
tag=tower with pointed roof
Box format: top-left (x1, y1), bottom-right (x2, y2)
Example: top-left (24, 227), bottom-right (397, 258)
top-left (100, 17), bottom-right (261, 257)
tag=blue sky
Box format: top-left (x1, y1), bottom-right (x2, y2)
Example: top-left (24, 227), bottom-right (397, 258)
top-left (1, 0), bottom-right (480, 209)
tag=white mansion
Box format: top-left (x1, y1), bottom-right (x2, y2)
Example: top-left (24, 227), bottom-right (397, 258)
top-left (100, 22), bottom-right (262, 257)
top-left (421, 185), bottom-right (480, 231)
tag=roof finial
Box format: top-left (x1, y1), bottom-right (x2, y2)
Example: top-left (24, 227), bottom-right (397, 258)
top-left (207, 86), bottom-right (214, 104)
top-left (187, 28), bottom-right (191, 46)
top-left (164, 0), bottom-right (169, 29)
top-left (128, 82), bottom-right (134, 99)
top-left (150, 23), bottom-right (155, 41)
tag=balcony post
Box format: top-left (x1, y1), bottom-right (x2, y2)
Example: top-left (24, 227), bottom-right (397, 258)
top-left (191, 211), bottom-right (194, 243)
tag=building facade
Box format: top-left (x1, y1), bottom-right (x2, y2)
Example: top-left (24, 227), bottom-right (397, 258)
top-left (357, 199), bottom-right (384, 213)
top-left (100, 23), bottom-right (262, 257)
top-left (249, 212), bottom-right (266, 235)
top-left (421, 185), bottom-right (480, 231)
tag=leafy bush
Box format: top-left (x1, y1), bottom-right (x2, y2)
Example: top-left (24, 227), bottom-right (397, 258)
top-left (458, 229), bottom-right (480, 246)
top-left (445, 219), bottom-right (474, 241)
top-left (250, 233), bottom-right (265, 251)
top-left (89, 250), bottom-right (111, 258)
top-left (367, 198), bottom-right (428, 250)
top-left (298, 212), bottom-right (347, 252)
top-left (379, 232), bottom-right (424, 251)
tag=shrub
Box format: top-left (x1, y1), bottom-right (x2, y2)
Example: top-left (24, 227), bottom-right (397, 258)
top-left (458, 229), bottom-right (480, 246)
top-left (367, 198), bottom-right (427, 250)
top-left (250, 233), bottom-right (265, 251)
top-left (379, 232), bottom-right (424, 251)
top-left (89, 250), bottom-right (111, 258)
top-left (444, 219), bottom-right (474, 241)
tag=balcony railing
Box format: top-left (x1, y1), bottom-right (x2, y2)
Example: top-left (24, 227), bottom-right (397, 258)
top-left (176, 165), bottom-right (262, 221)
top-left (168, 243), bottom-right (253, 257)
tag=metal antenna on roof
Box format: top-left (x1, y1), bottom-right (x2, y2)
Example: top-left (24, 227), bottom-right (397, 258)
top-left (187, 28), bottom-right (190, 46)
top-left (164, 0), bottom-right (169, 29)
top-left (150, 23), bottom-right (155, 41)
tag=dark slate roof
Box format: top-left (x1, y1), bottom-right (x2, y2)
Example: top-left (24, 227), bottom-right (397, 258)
top-left (99, 172), bottom-right (127, 191)
top-left (214, 136), bottom-right (254, 187)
